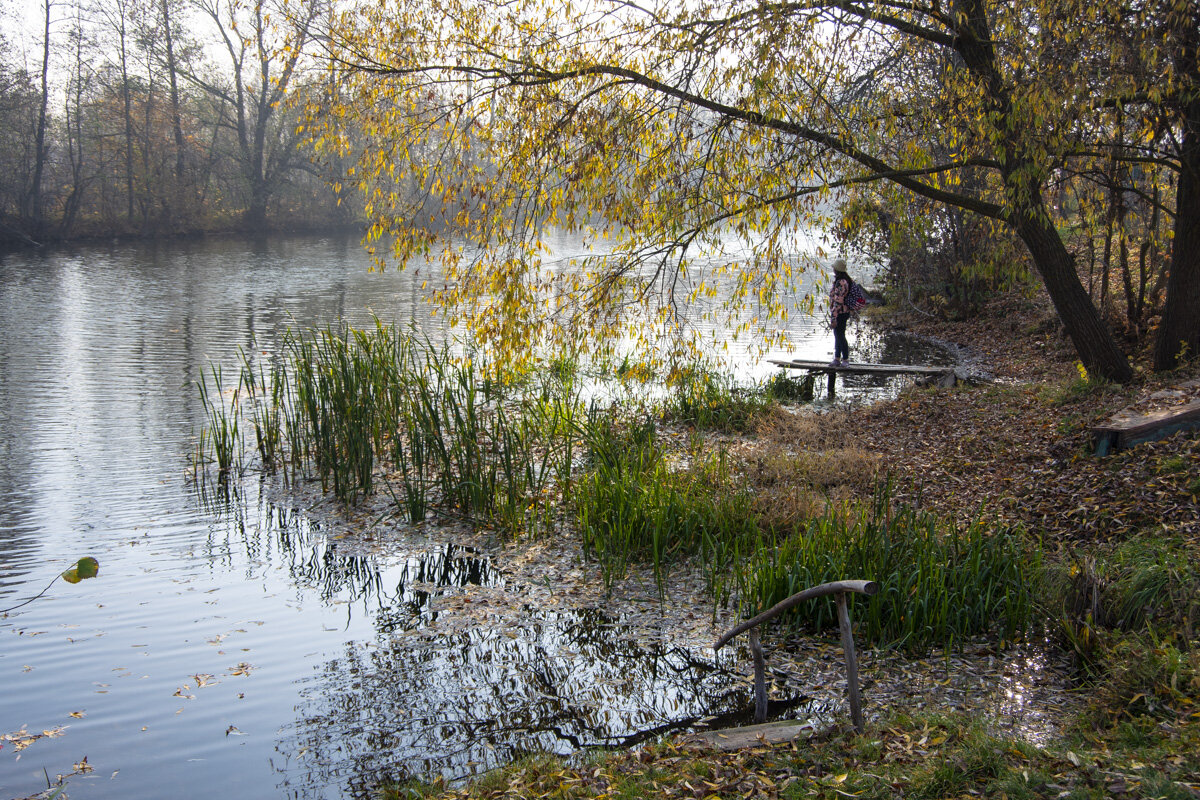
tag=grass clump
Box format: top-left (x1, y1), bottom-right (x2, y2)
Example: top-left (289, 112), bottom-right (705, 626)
top-left (764, 370), bottom-right (815, 403)
top-left (659, 365), bottom-right (775, 432)
top-left (1087, 634), bottom-right (1200, 720)
top-left (1049, 536), bottom-right (1200, 674)
top-left (736, 486), bottom-right (1039, 651)
top-left (575, 410), bottom-right (756, 596)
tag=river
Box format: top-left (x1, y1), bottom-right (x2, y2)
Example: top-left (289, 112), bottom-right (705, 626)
top-left (0, 232), bottom-right (951, 800)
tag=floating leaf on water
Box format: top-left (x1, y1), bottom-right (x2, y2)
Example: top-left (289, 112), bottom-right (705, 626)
top-left (61, 557), bottom-right (100, 584)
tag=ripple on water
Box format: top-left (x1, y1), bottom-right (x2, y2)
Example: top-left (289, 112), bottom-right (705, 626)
top-left (2, 236), bottom-right (971, 800)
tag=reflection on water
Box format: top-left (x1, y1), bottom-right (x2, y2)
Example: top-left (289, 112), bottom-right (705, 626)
top-left (284, 608), bottom-right (752, 793)
top-left (0, 233), bottom-right (949, 800)
top-left (190, 479), bottom-right (803, 798)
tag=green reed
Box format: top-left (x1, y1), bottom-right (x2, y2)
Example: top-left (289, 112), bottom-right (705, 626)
top-left (237, 348), bottom-right (287, 472)
top-left (575, 411), bottom-right (757, 595)
top-left (196, 320), bottom-right (584, 535)
top-left (659, 365), bottom-right (775, 432)
top-left (735, 484), bottom-right (1038, 651)
top-left (194, 362), bottom-right (242, 479)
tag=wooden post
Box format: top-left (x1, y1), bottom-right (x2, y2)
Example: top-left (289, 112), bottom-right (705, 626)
top-left (836, 593), bottom-right (864, 734)
top-left (749, 628), bottom-right (767, 723)
top-left (826, 369), bottom-right (836, 398)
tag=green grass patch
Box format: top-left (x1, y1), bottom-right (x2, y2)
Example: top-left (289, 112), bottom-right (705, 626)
top-left (1047, 536), bottom-right (1200, 674)
top-left (575, 410), bottom-right (756, 596)
top-left (735, 486), bottom-right (1039, 651)
top-left (659, 365), bottom-right (775, 432)
top-left (381, 708), bottom-right (1200, 800)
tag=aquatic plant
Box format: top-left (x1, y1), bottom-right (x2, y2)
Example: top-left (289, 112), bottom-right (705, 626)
top-left (197, 320), bottom-right (586, 536)
top-left (195, 363), bottom-right (242, 479)
top-left (1, 557), bottom-right (100, 614)
top-left (238, 347), bottom-right (287, 472)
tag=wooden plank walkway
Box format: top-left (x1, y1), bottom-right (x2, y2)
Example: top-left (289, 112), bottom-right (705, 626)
top-left (768, 358), bottom-right (954, 377)
top-left (768, 358), bottom-right (957, 397)
top-left (1092, 379), bottom-right (1200, 455)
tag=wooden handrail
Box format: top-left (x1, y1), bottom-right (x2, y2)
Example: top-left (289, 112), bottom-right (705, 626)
top-left (714, 579), bottom-right (878, 651)
top-left (714, 579), bottom-right (879, 732)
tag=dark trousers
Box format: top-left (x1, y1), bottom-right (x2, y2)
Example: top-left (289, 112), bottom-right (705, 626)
top-left (833, 313), bottom-right (850, 360)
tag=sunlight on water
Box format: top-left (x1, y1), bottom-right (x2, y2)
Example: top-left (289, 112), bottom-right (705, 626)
top-left (1, 234), bottom-right (945, 799)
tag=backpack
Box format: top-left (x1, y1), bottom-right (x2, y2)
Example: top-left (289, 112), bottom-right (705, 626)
top-left (846, 282), bottom-right (868, 312)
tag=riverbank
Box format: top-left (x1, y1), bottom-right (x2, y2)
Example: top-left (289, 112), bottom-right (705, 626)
top-left (377, 291), bottom-right (1200, 799)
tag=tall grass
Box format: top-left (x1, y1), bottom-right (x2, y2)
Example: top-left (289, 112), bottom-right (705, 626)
top-left (575, 410), bottom-right (757, 596)
top-left (194, 363), bottom-right (242, 479)
top-left (734, 485), bottom-right (1039, 651)
top-left (237, 348), bottom-right (287, 473)
top-left (576, 430), bottom-right (1040, 649)
top-left (196, 321), bottom-right (583, 537)
top-left (286, 324), bottom-right (379, 502)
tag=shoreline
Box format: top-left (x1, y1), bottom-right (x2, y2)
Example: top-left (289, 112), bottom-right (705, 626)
top-left (247, 295), bottom-right (1196, 792)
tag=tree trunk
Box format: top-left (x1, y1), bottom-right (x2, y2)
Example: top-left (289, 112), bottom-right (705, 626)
top-left (950, 0), bottom-right (1132, 383)
top-left (1155, 94), bottom-right (1200, 370)
top-left (26, 0), bottom-right (52, 237)
top-left (161, 0), bottom-right (186, 183)
top-left (119, 19), bottom-right (135, 225)
top-left (60, 11), bottom-right (87, 237)
top-left (1014, 202), bottom-right (1133, 383)
top-left (244, 179), bottom-right (268, 229)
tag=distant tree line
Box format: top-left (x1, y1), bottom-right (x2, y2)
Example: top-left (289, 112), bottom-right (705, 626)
top-left (0, 0), bottom-right (359, 245)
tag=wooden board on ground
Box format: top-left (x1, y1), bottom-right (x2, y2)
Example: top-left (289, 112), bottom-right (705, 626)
top-left (1092, 380), bottom-right (1200, 455)
top-left (682, 721), bottom-right (822, 752)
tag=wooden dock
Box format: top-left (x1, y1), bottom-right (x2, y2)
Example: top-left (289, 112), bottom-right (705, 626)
top-left (768, 358), bottom-right (958, 396)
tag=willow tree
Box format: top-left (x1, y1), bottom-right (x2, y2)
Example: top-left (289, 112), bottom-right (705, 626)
top-left (312, 0), bottom-right (1198, 380)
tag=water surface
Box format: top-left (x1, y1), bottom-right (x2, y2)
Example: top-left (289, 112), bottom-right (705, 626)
top-left (0, 233), bottom-right (943, 799)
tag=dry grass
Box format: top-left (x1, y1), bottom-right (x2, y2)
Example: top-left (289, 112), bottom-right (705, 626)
top-left (719, 408), bottom-right (885, 531)
top-left (752, 405), bottom-right (853, 449)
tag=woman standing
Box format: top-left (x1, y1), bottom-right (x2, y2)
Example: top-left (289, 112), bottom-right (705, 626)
top-left (828, 259), bottom-right (855, 366)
